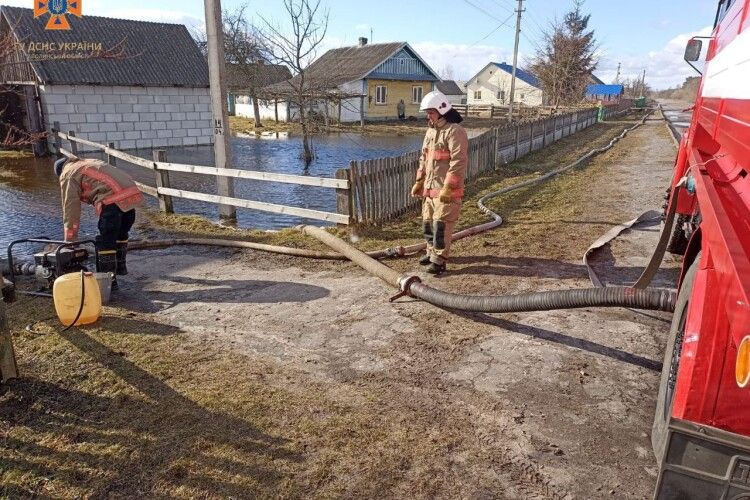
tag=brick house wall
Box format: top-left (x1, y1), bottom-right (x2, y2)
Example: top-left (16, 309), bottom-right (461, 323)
top-left (40, 84), bottom-right (214, 152)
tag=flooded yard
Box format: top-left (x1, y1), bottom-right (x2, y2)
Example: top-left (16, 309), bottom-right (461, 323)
top-left (0, 133), bottom-right (422, 247)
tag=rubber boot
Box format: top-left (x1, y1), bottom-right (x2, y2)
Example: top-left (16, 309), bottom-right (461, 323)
top-left (116, 241), bottom-right (128, 276)
top-left (426, 262), bottom-right (446, 275)
top-left (419, 254), bottom-right (432, 266)
top-left (97, 251), bottom-right (119, 291)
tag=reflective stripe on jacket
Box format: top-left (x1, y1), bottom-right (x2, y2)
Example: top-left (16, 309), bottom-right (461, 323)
top-left (60, 159), bottom-right (144, 241)
top-left (416, 118), bottom-right (469, 199)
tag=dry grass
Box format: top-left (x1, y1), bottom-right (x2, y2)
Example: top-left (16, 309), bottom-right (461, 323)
top-left (0, 116), bottom-right (649, 498)
top-left (0, 150), bottom-right (33, 160)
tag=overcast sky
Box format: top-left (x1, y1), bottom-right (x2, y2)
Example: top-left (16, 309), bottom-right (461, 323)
top-left (5, 0), bottom-right (719, 89)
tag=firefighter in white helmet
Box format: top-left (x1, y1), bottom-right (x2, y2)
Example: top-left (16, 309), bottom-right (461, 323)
top-left (411, 90), bottom-right (468, 274)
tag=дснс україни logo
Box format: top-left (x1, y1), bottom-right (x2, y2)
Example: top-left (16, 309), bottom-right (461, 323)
top-left (34, 0), bottom-right (82, 30)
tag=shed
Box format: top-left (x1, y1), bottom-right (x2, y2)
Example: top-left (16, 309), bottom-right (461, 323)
top-left (0, 6), bottom-right (213, 153)
top-left (435, 80), bottom-right (466, 105)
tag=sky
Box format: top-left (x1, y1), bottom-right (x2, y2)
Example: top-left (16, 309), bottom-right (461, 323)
top-left (4, 0), bottom-right (720, 89)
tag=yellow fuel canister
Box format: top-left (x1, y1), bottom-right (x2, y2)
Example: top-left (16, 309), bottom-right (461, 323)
top-left (53, 271), bottom-right (102, 326)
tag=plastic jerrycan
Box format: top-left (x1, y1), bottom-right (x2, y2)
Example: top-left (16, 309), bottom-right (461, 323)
top-left (53, 271), bottom-right (102, 326)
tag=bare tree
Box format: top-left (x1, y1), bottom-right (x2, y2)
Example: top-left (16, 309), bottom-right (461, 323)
top-left (529, 0), bottom-right (597, 106)
top-left (259, 0), bottom-right (328, 166)
top-left (439, 64), bottom-right (455, 81)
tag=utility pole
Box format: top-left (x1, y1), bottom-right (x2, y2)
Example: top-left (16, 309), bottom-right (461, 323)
top-left (204, 0), bottom-right (236, 221)
top-left (640, 68), bottom-right (647, 96)
top-left (508, 0), bottom-right (525, 121)
top-left (614, 62), bottom-right (621, 84)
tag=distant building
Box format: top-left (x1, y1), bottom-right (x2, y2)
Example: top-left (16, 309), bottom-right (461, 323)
top-left (465, 62), bottom-right (543, 107)
top-left (0, 6), bottom-right (213, 152)
top-left (227, 63), bottom-right (292, 119)
top-left (585, 84), bottom-right (625, 102)
top-left (261, 38), bottom-right (441, 122)
top-left (435, 80), bottom-right (466, 105)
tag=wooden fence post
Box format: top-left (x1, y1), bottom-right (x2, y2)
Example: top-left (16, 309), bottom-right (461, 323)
top-left (514, 123), bottom-right (520, 160)
top-left (68, 130), bottom-right (78, 156)
top-left (529, 121), bottom-right (534, 153)
top-left (153, 150), bottom-right (174, 214)
top-left (0, 300), bottom-right (19, 382)
top-left (107, 142), bottom-right (117, 166)
top-left (335, 168), bottom-right (353, 226)
top-left (541, 118), bottom-right (547, 148)
top-left (274, 99), bottom-right (279, 123)
top-left (52, 120), bottom-right (62, 154)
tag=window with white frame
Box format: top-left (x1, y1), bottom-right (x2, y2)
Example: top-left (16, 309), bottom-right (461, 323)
top-left (375, 85), bottom-right (387, 104)
top-left (473, 90), bottom-right (482, 100)
top-left (497, 90), bottom-right (505, 103)
top-left (412, 86), bottom-right (423, 104)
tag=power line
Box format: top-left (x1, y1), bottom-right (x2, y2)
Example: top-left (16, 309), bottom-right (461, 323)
top-left (460, 0), bottom-right (509, 24)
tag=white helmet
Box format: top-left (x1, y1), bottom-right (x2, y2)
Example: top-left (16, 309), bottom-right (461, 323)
top-left (420, 90), bottom-right (452, 115)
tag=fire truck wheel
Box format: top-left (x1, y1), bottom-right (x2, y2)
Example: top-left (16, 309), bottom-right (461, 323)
top-left (666, 214), bottom-right (689, 255)
top-left (651, 255), bottom-right (700, 463)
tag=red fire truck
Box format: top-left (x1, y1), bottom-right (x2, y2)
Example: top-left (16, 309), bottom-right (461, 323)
top-left (652, 0), bottom-right (750, 496)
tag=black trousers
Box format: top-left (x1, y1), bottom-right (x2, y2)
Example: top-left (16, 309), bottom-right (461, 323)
top-left (97, 204), bottom-right (135, 251)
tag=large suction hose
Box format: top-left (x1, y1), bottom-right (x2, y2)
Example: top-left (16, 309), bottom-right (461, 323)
top-left (299, 225), bottom-right (677, 313)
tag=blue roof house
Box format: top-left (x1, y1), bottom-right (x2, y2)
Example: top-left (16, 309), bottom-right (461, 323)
top-left (465, 62), bottom-right (543, 107)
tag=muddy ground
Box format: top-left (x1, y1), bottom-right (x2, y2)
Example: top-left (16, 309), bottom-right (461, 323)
top-left (1, 112), bottom-right (680, 499)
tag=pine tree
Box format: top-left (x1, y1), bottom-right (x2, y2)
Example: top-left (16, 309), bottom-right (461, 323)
top-left (529, 0), bottom-right (597, 106)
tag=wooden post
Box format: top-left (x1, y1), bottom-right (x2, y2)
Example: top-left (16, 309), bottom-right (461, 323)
top-left (335, 168), bottom-right (353, 225)
top-left (153, 150), bottom-right (174, 214)
top-left (274, 99), bottom-right (279, 123)
top-left (513, 124), bottom-right (520, 160)
top-left (529, 121), bottom-right (534, 152)
top-left (323, 100), bottom-right (330, 128)
top-left (489, 104), bottom-right (494, 120)
top-left (360, 95), bottom-right (365, 128)
top-left (25, 85), bottom-right (46, 157)
top-left (541, 118), bottom-right (547, 148)
top-left (68, 130), bottom-right (79, 156)
top-left (337, 99), bottom-right (342, 124)
top-left (53, 120), bottom-right (62, 155)
top-left (0, 300), bottom-right (19, 382)
top-left (107, 142), bottom-right (117, 166)
top-left (553, 115), bottom-right (558, 142)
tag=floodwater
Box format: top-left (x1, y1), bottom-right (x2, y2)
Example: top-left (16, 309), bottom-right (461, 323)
top-left (0, 133), bottom-right (423, 248)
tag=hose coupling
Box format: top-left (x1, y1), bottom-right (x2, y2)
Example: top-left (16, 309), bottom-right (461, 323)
top-left (384, 246), bottom-right (405, 257)
top-left (390, 275), bottom-right (421, 303)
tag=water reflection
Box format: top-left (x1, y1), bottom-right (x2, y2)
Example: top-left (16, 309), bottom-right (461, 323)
top-left (0, 133), bottom-right (423, 248)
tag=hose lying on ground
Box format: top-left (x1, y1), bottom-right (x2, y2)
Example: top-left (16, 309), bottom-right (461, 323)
top-left (131, 110), bottom-right (654, 260)
top-left (298, 225), bottom-right (677, 313)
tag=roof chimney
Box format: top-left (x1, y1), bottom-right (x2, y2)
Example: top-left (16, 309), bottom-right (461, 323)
top-left (358, 37), bottom-right (368, 47)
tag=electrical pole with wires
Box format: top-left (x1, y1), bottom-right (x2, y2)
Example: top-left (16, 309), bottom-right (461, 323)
top-left (615, 62), bottom-right (621, 84)
top-left (508, 0), bottom-right (524, 121)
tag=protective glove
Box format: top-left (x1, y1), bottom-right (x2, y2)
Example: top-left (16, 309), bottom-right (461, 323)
top-left (438, 186), bottom-right (453, 203)
top-left (411, 180), bottom-right (424, 197)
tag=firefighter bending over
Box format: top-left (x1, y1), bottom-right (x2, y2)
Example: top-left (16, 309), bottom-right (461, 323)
top-left (411, 91), bottom-right (468, 275)
top-left (54, 157), bottom-right (144, 290)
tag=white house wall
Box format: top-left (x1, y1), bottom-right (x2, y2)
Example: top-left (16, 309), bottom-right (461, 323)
top-left (465, 65), bottom-right (543, 107)
top-left (236, 99), bottom-right (289, 122)
top-left (40, 84), bottom-right (214, 152)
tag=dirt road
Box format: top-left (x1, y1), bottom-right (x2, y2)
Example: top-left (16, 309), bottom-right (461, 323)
top-left (1, 115), bottom-right (679, 499)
